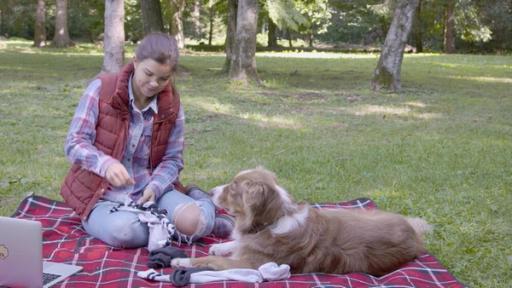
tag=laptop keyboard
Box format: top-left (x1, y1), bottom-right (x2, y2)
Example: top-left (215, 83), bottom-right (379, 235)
top-left (43, 272), bottom-right (61, 285)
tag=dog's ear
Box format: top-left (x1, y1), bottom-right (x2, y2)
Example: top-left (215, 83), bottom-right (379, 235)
top-left (241, 179), bottom-right (284, 233)
top-left (232, 179), bottom-right (265, 234)
top-left (240, 179), bottom-right (268, 210)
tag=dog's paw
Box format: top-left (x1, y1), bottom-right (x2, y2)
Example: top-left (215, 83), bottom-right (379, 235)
top-left (209, 242), bottom-right (234, 256)
top-left (170, 258), bottom-right (193, 268)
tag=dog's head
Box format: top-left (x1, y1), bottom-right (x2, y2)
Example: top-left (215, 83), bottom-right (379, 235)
top-left (210, 167), bottom-right (296, 234)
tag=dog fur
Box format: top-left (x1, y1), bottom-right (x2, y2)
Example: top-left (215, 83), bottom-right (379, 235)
top-left (171, 167), bottom-right (431, 276)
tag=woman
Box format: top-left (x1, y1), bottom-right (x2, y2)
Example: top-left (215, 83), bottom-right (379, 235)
top-left (60, 32), bottom-right (232, 248)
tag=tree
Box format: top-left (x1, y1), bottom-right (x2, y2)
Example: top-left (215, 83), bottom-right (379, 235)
top-left (125, 0), bottom-right (143, 42)
top-left (266, 0), bottom-right (307, 32)
top-left (412, 0), bottom-right (423, 52)
top-left (229, 0), bottom-right (259, 83)
top-left (443, 0), bottom-right (456, 53)
top-left (475, 0), bottom-right (511, 51)
top-left (191, 0), bottom-right (202, 38)
top-left (0, 2), bottom-right (5, 36)
top-left (223, 0), bottom-right (237, 72)
top-left (68, 1), bottom-right (105, 43)
top-left (265, 0), bottom-right (308, 48)
top-left (295, 0), bottom-right (331, 48)
top-left (169, 0), bottom-right (185, 48)
top-left (141, 0), bottom-right (164, 34)
top-left (372, 0), bottom-right (420, 92)
top-left (34, 0), bottom-right (46, 47)
top-left (207, 2), bottom-right (215, 46)
top-left (103, 0), bottom-right (125, 73)
top-left (53, 0), bottom-right (72, 47)
top-left (267, 18), bottom-right (278, 48)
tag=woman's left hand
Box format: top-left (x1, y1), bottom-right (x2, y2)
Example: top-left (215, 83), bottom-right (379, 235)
top-left (138, 188), bottom-right (156, 204)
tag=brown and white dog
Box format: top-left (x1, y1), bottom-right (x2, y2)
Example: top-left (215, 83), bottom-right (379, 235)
top-left (171, 167), bottom-right (432, 276)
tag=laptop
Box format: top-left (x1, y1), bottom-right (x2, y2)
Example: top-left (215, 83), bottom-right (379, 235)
top-left (0, 216), bottom-right (83, 288)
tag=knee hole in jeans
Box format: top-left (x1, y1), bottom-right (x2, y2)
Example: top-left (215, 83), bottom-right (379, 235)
top-left (172, 202), bottom-right (205, 236)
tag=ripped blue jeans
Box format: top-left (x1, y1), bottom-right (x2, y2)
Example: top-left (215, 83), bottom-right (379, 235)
top-left (82, 190), bottom-right (216, 248)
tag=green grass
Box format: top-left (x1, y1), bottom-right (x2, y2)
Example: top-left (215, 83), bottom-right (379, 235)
top-left (1, 40), bottom-right (511, 287)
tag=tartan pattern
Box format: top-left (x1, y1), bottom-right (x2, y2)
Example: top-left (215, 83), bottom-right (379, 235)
top-left (12, 194), bottom-right (465, 288)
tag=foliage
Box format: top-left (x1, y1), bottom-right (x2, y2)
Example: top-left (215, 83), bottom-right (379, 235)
top-left (455, 0), bottom-right (491, 43)
top-left (68, 0), bottom-right (104, 42)
top-left (1, 40), bottom-right (512, 286)
top-left (0, 0), bottom-right (511, 51)
top-left (125, 0), bottom-right (143, 43)
top-left (318, 2), bottom-right (390, 45)
top-left (472, 0), bottom-right (512, 51)
top-left (414, 0), bottom-right (511, 51)
top-left (176, 0), bottom-right (227, 44)
top-left (295, 0), bottom-right (332, 38)
top-left (265, 0), bottom-right (308, 31)
top-left (0, 0), bottom-right (36, 39)
top-left (0, 0), bottom-right (105, 42)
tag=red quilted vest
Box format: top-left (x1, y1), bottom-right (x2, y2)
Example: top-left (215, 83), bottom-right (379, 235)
top-left (60, 63), bottom-right (184, 220)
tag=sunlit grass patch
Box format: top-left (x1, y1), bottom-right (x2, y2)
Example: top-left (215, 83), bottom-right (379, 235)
top-left (448, 75), bottom-right (512, 84)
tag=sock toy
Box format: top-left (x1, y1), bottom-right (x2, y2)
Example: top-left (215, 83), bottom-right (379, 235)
top-left (109, 201), bottom-right (176, 251)
top-left (137, 262), bottom-right (291, 285)
top-left (147, 245), bottom-right (187, 269)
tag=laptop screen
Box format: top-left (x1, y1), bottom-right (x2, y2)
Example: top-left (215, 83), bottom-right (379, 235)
top-left (0, 217), bottom-right (82, 288)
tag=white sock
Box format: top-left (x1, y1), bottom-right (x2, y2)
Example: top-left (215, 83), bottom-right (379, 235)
top-left (191, 268), bottom-right (263, 283)
top-left (137, 269), bottom-right (170, 282)
top-left (258, 262), bottom-right (291, 281)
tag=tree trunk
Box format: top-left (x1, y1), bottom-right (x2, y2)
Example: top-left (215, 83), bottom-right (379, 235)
top-left (34, 0), bottom-right (46, 47)
top-left (191, 0), bottom-right (201, 38)
top-left (229, 0), bottom-right (259, 83)
top-left (371, 0), bottom-right (419, 92)
top-left (267, 17), bottom-right (277, 49)
top-left (208, 6), bottom-right (214, 46)
top-left (53, 0), bottom-right (71, 47)
top-left (443, 0), bottom-right (456, 53)
top-left (307, 33), bottom-right (313, 48)
top-left (412, 0), bottom-right (423, 52)
top-left (223, 0), bottom-right (237, 73)
top-left (0, 4), bottom-right (4, 36)
top-left (141, 0), bottom-right (164, 34)
top-left (169, 0), bottom-right (185, 49)
top-left (103, 0), bottom-right (125, 73)
top-left (287, 29), bottom-right (293, 48)
top-left (0, 0), bottom-right (12, 37)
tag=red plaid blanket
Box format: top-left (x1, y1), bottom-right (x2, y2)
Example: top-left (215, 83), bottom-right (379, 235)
top-left (12, 194), bottom-right (464, 288)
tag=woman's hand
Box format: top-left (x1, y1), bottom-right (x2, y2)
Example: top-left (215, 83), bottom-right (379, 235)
top-left (105, 162), bottom-right (135, 187)
top-left (137, 188), bottom-right (156, 204)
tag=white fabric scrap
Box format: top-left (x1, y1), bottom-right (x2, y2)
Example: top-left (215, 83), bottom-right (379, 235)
top-left (112, 201), bottom-right (175, 252)
top-left (137, 212), bottom-right (175, 251)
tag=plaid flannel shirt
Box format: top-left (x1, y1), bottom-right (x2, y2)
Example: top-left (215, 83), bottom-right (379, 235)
top-left (65, 77), bottom-right (185, 202)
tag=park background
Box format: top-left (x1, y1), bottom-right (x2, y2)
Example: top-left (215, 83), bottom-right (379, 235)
top-left (0, 0), bottom-right (511, 287)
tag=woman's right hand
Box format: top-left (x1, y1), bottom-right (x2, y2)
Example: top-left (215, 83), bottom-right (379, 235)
top-left (105, 162), bottom-right (135, 187)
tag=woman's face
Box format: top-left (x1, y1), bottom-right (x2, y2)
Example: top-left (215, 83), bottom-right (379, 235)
top-left (132, 57), bottom-right (172, 101)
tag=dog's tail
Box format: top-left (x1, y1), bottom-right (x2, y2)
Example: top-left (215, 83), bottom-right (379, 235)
top-left (406, 217), bottom-right (433, 237)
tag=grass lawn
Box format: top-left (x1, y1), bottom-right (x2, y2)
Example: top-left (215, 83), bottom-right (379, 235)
top-left (0, 39), bottom-right (511, 287)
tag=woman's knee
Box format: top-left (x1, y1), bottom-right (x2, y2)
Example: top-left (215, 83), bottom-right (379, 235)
top-left (103, 217), bottom-right (148, 248)
top-left (172, 202), bottom-right (215, 237)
